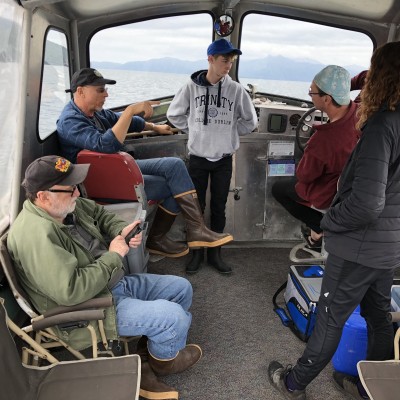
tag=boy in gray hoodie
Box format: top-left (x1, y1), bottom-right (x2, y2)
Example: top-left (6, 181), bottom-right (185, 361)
top-left (167, 38), bottom-right (257, 274)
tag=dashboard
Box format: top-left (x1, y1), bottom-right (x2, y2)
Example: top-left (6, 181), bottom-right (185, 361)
top-left (254, 102), bottom-right (327, 136)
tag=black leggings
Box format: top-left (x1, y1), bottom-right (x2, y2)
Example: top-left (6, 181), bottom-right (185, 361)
top-left (271, 178), bottom-right (323, 234)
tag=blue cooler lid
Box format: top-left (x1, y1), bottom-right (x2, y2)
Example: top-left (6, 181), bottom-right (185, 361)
top-left (301, 265), bottom-right (324, 278)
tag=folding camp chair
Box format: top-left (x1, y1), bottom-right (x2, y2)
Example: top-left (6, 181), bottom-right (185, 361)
top-left (357, 312), bottom-right (400, 400)
top-left (0, 297), bottom-right (140, 400)
top-left (0, 232), bottom-right (135, 364)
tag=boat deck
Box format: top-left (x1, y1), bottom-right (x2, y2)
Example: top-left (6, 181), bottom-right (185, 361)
top-left (148, 246), bottom-right (347, 400)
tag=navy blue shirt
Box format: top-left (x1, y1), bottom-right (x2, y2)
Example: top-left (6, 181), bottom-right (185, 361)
top-left (57, 100), bottom-right (145, 162)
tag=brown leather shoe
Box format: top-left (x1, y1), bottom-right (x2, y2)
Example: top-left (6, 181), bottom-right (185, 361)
top-left (139, 360), bottom-right (179, 400)
top-left (175, 192), bottom-right (233, 248)
top-left (148, 344), bottom-right (202, 377)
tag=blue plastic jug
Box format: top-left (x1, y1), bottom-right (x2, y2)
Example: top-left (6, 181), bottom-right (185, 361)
top-left (332, 306), bottom-right (368, 376)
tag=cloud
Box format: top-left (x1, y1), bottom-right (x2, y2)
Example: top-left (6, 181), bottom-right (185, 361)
top-left (91, 14), bottom-right (212, 62)
top-left (240, 14), bottom-right (373, 67)
top-left (90, 13), bottom-right (373, 69)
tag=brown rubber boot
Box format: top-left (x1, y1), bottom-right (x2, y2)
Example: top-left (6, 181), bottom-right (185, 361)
top-left (146, 206), bottom-right (189, 258)
top-left (148, 344), bottom-right (202, 377)
top-left (139, 361), bottom-right (179, 400)
top-left (175, 192), bottom-right (233, 248)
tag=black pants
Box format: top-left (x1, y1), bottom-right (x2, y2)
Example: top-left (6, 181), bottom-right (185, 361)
top-left (188, 154), bottom-right (232, 233)
top-left (271, 178), bottom-right (323, 234)
top-left (292, 253), bottom-right (395, 389)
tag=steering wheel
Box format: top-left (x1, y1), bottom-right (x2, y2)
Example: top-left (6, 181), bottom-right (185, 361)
top-left (295, 107), bottom-right (327, 153)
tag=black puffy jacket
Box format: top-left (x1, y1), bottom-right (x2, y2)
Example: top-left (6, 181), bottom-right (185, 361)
top-left (321, 104), bottom-right (400, 269)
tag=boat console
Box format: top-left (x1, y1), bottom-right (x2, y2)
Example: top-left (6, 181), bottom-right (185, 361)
top-left (124, 100), bottom-right (328, 243)
top-left (255, 100), bottom-right (327, 137)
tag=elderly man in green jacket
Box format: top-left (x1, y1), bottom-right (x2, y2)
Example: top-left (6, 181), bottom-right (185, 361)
top-left (7, 155), bottom-right (202, 400)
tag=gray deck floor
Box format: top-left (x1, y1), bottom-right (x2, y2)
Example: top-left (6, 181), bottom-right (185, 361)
top-left (148, 247), bottom-right (349, 400)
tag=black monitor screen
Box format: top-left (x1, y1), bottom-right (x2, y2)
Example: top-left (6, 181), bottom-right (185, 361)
top-left (268, 114), bottom-right (287, 133)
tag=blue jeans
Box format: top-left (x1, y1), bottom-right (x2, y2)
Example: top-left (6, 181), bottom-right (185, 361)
top-left (111, 273), bottom-right (193, 359)
top-left (137, 157), bottom-right (195, 214)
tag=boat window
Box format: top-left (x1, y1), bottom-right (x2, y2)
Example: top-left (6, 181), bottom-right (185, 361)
top-left (38, 29), bottom-right (70, 140)
top-left (239, 14), bottom-right (373, 101)
top-left (89, 14), bottom-right (212, 108)
top-left (1, 2), bottom-right (24, 232)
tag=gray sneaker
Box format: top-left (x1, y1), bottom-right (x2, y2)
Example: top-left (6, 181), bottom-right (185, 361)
top-left (333, 371), bottom-right (369, 399)
top-left (268, 361), bottom-right (306, 400)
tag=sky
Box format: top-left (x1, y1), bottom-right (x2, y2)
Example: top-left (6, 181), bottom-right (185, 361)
top-left (89, 13), bottom-right (373, 69)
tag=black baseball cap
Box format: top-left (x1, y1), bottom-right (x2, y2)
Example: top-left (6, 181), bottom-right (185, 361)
top-left (22, 156), bottom-right (90, 192)
top-left (66, 68), bottom-right (116, 93)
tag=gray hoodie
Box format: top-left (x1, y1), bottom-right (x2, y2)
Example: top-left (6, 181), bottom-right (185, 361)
top-left (167, 70), bottom-right (257, 159)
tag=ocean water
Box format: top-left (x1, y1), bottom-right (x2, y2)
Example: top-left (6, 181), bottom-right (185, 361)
top-left (102, 69), bottom-right (312, 107)
top-left (96, 68), bottom-right (360, 105)
top-left (40, 66), bottom-right (358, 133)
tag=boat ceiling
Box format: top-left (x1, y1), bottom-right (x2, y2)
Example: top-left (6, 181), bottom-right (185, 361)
top-left (19, 0), bottom-right (400, 25)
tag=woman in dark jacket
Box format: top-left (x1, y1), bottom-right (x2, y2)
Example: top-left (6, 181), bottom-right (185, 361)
top-left (268, 41), bottom-right (400, 400)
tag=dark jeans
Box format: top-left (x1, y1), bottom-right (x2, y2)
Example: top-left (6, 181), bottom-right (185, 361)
top-left (271, 178), bottom-right (323, 234)
top-left (188, 154), bottom-right (232, 233)
top-left (292, 253), bottom-right (395, 389)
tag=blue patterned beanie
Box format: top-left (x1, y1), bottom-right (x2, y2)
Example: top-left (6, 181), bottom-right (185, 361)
top-left (313, 65), bottom-right (351, 105)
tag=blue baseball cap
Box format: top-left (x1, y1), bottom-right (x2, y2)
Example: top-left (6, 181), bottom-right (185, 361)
top-left (207, 39), bottom-right (242, 56)
top-left (313, 65), bottom-right (351, 106)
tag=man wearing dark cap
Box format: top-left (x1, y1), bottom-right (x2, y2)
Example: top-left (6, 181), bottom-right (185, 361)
top-left (57, 68), bottom-right (233, 259)
top-left (7, 155), bottom-right (203, 400)
top-left (167, 39), bottom-right (257, 275)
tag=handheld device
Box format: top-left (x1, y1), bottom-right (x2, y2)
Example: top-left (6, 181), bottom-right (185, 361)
top-left (125, 224), bottom-right (143, 244)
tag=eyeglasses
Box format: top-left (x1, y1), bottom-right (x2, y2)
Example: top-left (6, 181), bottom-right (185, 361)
top-left (80, 86), bottom-right (108, 94)
top-left (47, 185), bottom-right (78, 197)
top-left (96, 87), bottom-right (108, 94)
top-left (308, 91), bottom-right (322, 97)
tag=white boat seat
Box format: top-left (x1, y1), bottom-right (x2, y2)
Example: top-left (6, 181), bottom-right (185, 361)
top-left (290, 207), bottom-right (328, 264)
top-left (357, 312), bottom-right (400, 400)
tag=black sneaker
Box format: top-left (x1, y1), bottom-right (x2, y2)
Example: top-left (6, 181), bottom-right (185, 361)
top-left (268, 361), bottom-right (306, 400)
top-left (301, 224), bottom-right (322, 251)
top-left (333, 371), bottom-right (369, 399)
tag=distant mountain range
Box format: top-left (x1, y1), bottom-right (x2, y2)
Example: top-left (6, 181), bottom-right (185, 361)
top-left (92, 55), bottom-right (366, 82)
top-left (36, 36), bottom-right (365, 82)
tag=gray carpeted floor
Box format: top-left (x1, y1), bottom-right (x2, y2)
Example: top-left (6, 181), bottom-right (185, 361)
top-left (147, 247), bottom-right (348, 400)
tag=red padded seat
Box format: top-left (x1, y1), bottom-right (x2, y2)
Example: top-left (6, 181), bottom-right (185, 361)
top-left (77, 150), bottom-right (145, 203)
